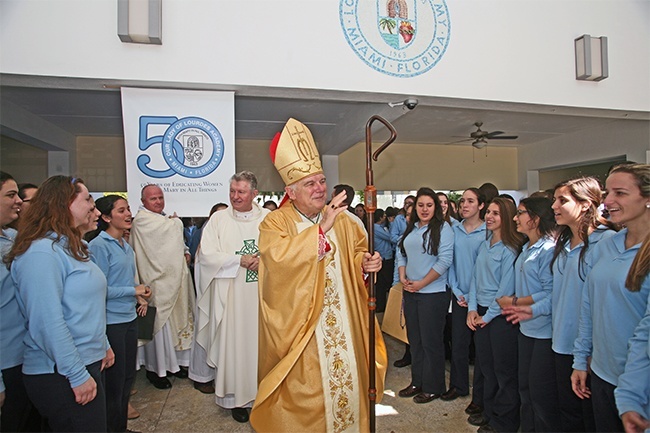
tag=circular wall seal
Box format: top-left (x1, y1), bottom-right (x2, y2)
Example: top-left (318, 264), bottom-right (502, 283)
top-left (162, 117), bottom-right (224, 178)
top-left (340, 0), bottom-right (451, 78)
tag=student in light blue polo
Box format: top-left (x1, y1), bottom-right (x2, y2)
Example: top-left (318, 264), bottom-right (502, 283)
top-left (0, 171), bottom-right (41, 432)
top-left (572, 163), bottom-right (650, 432)
top-left (504, 177), bottom-right (616, 432)
top-left (614, 288), bottom-right (650, 432)
top-left (89, 195), bottom-right (151, 433)
top-left (548, 179), bottom-right (616, 433)
top-left (7, 176), bottom-right (112, 432)
top-left (390, 196), bottom-right (414, 368)
top-left (615, 289), bottom-right (650, 433)
top-left (396, 187), bottom-right (454, 405)
top-left (390, 196), bottom-right (415, 285)
top-left (373, 208), bottom-right (394, 313)
top-left (468, 198), bottom-right (524, 433)
top-left (500, 196), bottom-right (560, 432)
top-left (437, 192), bottom-right (458, 224)
top-left (444, 188), bottom-right (486, 418)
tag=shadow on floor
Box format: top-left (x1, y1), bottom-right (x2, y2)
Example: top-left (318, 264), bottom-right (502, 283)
top-left (129, 331), bottom-right (478, 432)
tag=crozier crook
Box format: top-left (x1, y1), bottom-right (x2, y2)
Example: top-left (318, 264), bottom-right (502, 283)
top-left (364, 115), bottom-right (397, 433)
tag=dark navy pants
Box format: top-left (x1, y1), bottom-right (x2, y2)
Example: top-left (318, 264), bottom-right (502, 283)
top-left (105, 319), bottom-right (138, 432)
top-left (475, 307), bottom-right (520, 432)
top-left (403, 290), bottom-right (450, 394)
top-left (24, 360), bottom-right (106, 432)
top-left (517, 333), bottom-right (561, 433)
top-left (450, 295), bottom-right (483, 405)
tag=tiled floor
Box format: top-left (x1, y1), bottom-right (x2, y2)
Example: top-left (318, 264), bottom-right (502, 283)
top-left (128, 331), bottom-right (478, 433)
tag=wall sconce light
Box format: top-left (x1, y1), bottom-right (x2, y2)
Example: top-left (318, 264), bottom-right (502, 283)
top-left (574, 34), bottom-right (608, 81)
top-left (118, 0), bottom-right (162, 44)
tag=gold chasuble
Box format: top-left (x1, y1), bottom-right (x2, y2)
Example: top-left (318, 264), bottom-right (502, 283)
top-left (251, 204), bottom-right (387, 433)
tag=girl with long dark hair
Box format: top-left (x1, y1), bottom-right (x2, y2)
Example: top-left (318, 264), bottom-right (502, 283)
top-left (500, 196), bottom-right (560, 432)
top-left (504, 177), bottom-right (615, 432)
top-left (444, 188), bottom-right (486, 419)
top-left (437, 192), bottom-right (455, 224)
top-left (572, 163), bottom-right (650, 432)
top-left (396, 187), bottom-right (454, 404)
top-left (89, 195), bottom-right (151, 432)
top-left (467, 197), bottom-right (524, 432)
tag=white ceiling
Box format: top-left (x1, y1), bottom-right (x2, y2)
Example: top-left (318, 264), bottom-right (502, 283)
top-left (1, 76), bottom-right (647, 157)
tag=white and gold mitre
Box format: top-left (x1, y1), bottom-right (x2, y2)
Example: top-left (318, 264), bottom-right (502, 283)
top-left (270, 118), bottom-right (323, 186)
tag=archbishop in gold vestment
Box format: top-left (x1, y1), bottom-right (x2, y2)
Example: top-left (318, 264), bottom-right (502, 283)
top-left (250, 204), bottom-right (387, 433)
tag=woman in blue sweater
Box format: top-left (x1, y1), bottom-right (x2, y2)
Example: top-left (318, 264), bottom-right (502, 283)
top-left (89, 195), bottom-right (151, 432)
top-left (7, 176), bottom-right (113, 432)
top-left (467, 198), bottom-right (524, 432)
top-left (572, 163), bottom-right (650, 432)
top-left (500, 196), bottom-right (560, 432)
top-left (396, 187), bottom-right (454, 404)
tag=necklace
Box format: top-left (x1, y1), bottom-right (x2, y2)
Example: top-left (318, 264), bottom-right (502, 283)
top-left (294, 205), bottom-right (321, 225)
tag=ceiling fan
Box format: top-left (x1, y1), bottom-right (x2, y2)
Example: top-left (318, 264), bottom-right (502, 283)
top-left (448, 121), bottom-right (519, 148)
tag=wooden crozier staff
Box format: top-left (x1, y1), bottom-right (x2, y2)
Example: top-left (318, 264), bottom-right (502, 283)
top-left (364, 115), bottom-right (397, 433)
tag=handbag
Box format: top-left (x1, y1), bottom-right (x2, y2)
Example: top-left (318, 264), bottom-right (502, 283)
top-left (381, 283), bottom-right (409, 344)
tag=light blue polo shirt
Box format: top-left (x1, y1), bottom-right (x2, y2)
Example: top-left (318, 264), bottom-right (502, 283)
top-left (396, 221), bottom-right (454, 294)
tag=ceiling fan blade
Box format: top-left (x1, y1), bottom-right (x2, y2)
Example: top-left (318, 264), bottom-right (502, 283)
top-left (489, 135), bottom-right (518, 140)
top-left (484, 131), bottom-right (504, 138)
top-left (444, 138), bottom-right (472, 145)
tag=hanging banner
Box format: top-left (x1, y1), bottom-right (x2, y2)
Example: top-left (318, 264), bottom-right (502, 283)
top-left (121, 88), bottom-right (235, 216)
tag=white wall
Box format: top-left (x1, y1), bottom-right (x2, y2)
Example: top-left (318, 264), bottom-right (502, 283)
top-left (517, 119), bottom-right (650, 192)
top-left (1, 0), bottom-right (648, 111)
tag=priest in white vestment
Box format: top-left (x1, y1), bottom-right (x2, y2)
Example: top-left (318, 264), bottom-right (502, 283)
top-left (130, 185), bottom-right (195, 389)
top-left (195, 171), bottom-right (269, 423)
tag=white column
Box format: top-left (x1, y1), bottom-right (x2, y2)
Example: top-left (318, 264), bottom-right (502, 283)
top-left (526, 170), bottom-right (540, 195)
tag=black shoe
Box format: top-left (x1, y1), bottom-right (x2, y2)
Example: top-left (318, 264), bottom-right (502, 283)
top-left (413, 392), bottom-right (441, 404)
top-left (398, 384), bottom-right (422, 398)
top-left (468, 413), bottom-right (489, 426)
top-left (477, 424), bottom-right (498, 433)
top-left (193, 380), bottom-right (215, 394)
top-left (393, 356), bottom-right (412, 368)
top-left (168, 366), bottom-right (188, 379)
top-left (465, 402), bottom-right (483, 415)
top-left (231, 408), bottom-right (249, 423)
top-left (441, 387), bottom-right (468, 401)
top-left (146, 370), bottom-right (172, 389)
